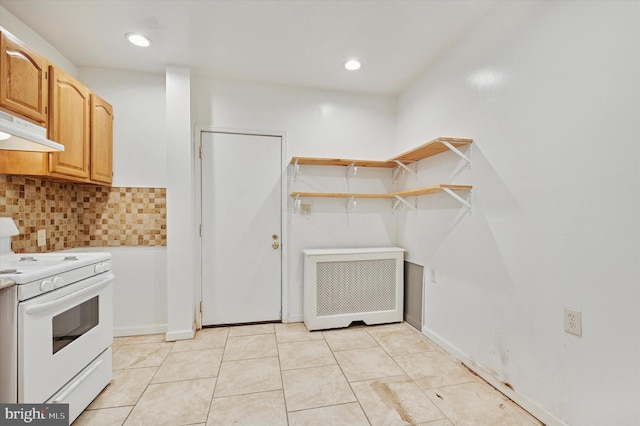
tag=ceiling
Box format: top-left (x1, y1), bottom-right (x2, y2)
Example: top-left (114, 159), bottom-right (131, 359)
top-left (0, 0), bottom-right (501, 95)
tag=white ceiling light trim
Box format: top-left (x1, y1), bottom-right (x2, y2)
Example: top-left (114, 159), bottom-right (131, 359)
top-left (344, 59), bottom-right (362, 71)
top-left (125, 33), bottom-right (152, 47)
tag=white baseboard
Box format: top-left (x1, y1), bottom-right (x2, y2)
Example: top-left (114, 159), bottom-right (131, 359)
top-left (421, 326), bottom-right (567, 426)
top-left (284, 314), bottom-right (303, 323)
top-left (114, 324), bottom-right (167, 337)
top-left (165, 326), bottom-right (195, 341)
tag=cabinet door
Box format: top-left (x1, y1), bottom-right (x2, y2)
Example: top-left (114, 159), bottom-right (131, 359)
top-left (90, 94), bottom-right (113, 184)
top-left (48, 66), bottom-right (90, 179)
top-left (0, 31), bottom-right (48, 124)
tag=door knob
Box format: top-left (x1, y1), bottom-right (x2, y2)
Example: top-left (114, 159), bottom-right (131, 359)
top-left (272, 234), bottom-right (279, 240)
top-left (272, 241), bottom-right (280, 249)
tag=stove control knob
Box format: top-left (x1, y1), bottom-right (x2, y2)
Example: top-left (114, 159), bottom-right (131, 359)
top-left (95, 262), bottom-right (111, 273)
top-left (40, 280), bottom-right (54, 292)
top-left (53, 277), bottom-right (65, 288)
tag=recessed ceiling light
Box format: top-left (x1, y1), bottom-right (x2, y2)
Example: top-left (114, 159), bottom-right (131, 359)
top-left (344, 59), bottom-right (361, 71)
top-left (125, 33), bottom-right (152, 47)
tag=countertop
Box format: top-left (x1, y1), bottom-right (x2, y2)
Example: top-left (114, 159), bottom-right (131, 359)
top-left (0, 276), bottom-right (15, 290)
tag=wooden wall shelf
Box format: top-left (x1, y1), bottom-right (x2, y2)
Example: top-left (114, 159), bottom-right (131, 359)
top-left (290, 192), bottom-right (394, 199)
top-left (289, 157), bottom-right (395, 168)
top-left (391, 137), bottom-right (472, 164)
top-left (289, 137), bottom-right (473, 168)
top-left (290, 137), bottom-right (473, 213)
top-left (394, 184), bottom-right (472, 197)
top-left (290, 184), bottom-right (472, 200)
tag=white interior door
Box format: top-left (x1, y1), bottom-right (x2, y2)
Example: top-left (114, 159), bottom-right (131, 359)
top-left (201, 132), bottom-right (282, 325)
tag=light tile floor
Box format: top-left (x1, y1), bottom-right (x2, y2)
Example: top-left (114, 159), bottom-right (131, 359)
top-left (75, 322), bottom-right (543, 426)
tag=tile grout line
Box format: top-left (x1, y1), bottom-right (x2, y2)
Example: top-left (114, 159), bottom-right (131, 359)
top-left (80, 322), bottom-right (538, 425)
top-left (274, 328), bottom-right (291, 425)
top-left (208, 326), bottom-right (230, 413)
top-left (365, 323), bottom-right (453, 425)
top-left (113, 344), bottom-right (166, 425)
top-left (323, 329), bottom-right (374, 426)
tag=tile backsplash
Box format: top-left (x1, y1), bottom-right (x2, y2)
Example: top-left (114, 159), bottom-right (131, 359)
top-left (0, 175), bottom-right (166, 253)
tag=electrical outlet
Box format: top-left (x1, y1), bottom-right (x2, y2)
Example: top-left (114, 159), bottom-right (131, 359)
top-left (300, 203), bottom-right (312, 215)
top-left (430, 267), bottom-right (437, 283)
top-left (564, 307), bottom-right (582, 336)
top-left (37, 229), bottom-right (46, 247)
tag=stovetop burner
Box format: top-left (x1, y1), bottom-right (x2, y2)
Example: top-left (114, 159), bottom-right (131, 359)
top-left (0, 252), bottom-right (111, 285)
top-left (16, 255), bottom-right (80, 262)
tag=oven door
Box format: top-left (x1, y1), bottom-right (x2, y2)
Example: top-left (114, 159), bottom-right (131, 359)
top-left (18, 272), bottom-right (114, 403)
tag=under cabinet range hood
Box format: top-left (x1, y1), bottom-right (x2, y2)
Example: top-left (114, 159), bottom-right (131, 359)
top-left (0, 110), bottom-right (64, 152)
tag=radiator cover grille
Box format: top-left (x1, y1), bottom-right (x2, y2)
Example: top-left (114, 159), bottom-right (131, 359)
top-left (316, 259), bottom-right (397, 316)
top-left (303, 248), bottom-right (405, 331)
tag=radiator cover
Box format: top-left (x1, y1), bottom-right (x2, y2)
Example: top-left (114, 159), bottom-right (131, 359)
top-left (303, 247), bottom-right (405, 331)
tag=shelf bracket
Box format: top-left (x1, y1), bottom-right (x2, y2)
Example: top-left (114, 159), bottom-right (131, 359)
top-left (392, 195), bottom-right (416, 212)
top-left (394, 160), bottom-right (417, 175)
top-left (292, 194), bottom-right (301, 214)
top-left (345, 196), bottom-right (357, 213)
top-left (392, 160), bottom-right (417, 182)
top-left (441, 141), bottom-right (472, 168)
top-left (292, 159), bottom-right (300, 182)
top-left (346, 162), bottom-right (358, 180)
top-left (442, 187), bottom-right (472, 212)
top-left (392, 166), bottom-right (401, 181)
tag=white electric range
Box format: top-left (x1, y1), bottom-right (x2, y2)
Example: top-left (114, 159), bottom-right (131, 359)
top-left (0, 219), bottom-right (114, 424)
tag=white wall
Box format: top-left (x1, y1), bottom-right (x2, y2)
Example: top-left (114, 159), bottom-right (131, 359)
top-left (165, 66), bottom-right (196, 340)
top-left (395, 2), bottom-right (640, 425)
top-left (109, 247), bottom-right (167, 336)
top-left (0, 5), bottom-right (76, 76)
top-left (78, 67), bottom-right (168, 336)
top-left (62, 246), bottom-right (167, 336)
top-left (193, 78), bottom-right (397, 320)
top-left (78, 68), bottom-right (166, 188)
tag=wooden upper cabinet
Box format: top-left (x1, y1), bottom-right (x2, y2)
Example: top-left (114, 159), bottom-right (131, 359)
top-left (48, 65), bottom-right (90, 179)
top-left (0, 30), bottom-right (113, 185)
top-left (0, 31), bottom-right (48, 124)
top-left (90, 94), bottom-right (113, 184)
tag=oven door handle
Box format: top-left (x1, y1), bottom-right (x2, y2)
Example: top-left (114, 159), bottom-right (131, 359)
top-left (24, 274), bottom-right (114, 316)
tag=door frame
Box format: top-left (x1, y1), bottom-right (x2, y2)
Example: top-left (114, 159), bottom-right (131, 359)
top-left (194, 126), bottom-right (289, 329)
